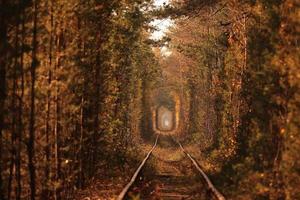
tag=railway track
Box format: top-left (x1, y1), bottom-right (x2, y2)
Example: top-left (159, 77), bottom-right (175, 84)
top-left (117, 136), bottom-right (225, 200)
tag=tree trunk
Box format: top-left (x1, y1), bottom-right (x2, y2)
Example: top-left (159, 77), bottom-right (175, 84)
top-left (243, 13), bottom-right (247, 71)
top-left (28, 0), bottom-right (38, 199)
top-left (91, 61), bottom-right (100, 177)
top-left (16, 3), bottom-right (26, 198)
top-left (54, 88), bottom-right (60, 200)
top-left (79, 96), bottom-right (84, 188)
top-left (77, 17), bottom-right (85, 188)
top-left (42, 0), bottom-right (53, 198)
top-left (0, 0), bottom-right (8, 199)
top-left (8, 15), bottom-right (20, 200)
top-left (54, 28), bottom-right (63, 200)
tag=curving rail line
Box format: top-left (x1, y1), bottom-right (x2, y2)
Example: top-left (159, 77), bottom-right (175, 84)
top-left (116, 135), bottom-right (159, 200)
top-left (117, 136), bottom-right (226, 200)
top-left (177, 141), bottom-right (226, 200)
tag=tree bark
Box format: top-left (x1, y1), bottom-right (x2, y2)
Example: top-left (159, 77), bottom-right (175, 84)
top-left (28, 0), bottom-right (38, 199)
top-left (8, 14), bottom-right (20, 200)
top-left (16, 2), bottom-right (26, 198)
top-left (91, 60), bottom-right (100, 177)
top-left (0, 0), bottom-right (8, 199)
top-left (79, 96), bottom-right (84, 188)
top-left (77, 17), bottom-right (85, 188)
top-left (54, 27), bottom-right (63, 200)
top-left (42, 0), bottom-right (53, 198)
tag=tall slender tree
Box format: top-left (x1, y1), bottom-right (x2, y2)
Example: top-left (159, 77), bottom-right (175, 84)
top-left (0, 1), bottom-right (8, 199)
top-left (28, 0), bottom-right (39, 199)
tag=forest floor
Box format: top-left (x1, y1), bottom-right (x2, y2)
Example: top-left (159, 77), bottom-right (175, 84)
top-left (75, 139), bottom-right (214, 200)
top-left (74, 143), bottom-right (155, 200)
top-left (74, 167), bottom-right (134, 200)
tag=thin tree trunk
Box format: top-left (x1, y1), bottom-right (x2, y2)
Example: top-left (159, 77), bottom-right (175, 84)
top-left (43, 71), bottom-right (52, 200)
top-left (7, 123), bottom-right (15, 200)
top-left (8, 15), bottom-right (20, 200)
top-left (42, 0), bottom-right (53, 198)
top-left (79, 96), bottom-right (84, 188)
top-left (16, 2), bottom-right (26, 198)
top-left (54, 28), bottom-right (63, 200)
top-left (54, 89), bottom-right (60, 200)
top-left (243, 13), bottom-right (247, 71)
top-left (91, 62), bottom-right (100, 177)
top-left (0, 0), bottom-right (8, 199)
top-left (28, 0), bottom-right (39, 199)
top-left (76, 16), bottom-right (85, 188)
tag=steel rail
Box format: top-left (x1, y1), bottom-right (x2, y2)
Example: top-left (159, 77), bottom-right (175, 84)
top-left (177, 141), bottom-right (226, 200)
top-left (116, 135), bottom-right (159, 200)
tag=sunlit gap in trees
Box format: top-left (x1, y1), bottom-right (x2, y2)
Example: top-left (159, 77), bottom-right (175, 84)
top-left (162, 114), bottom-right (172, 130)
top-left (157, 106), bottom-right (174, 131)
top-left (151, 0), bottom-right (173, 57)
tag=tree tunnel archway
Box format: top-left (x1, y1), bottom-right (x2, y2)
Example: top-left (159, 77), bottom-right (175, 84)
top-left (139, 85), bottom-right (190, 144)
